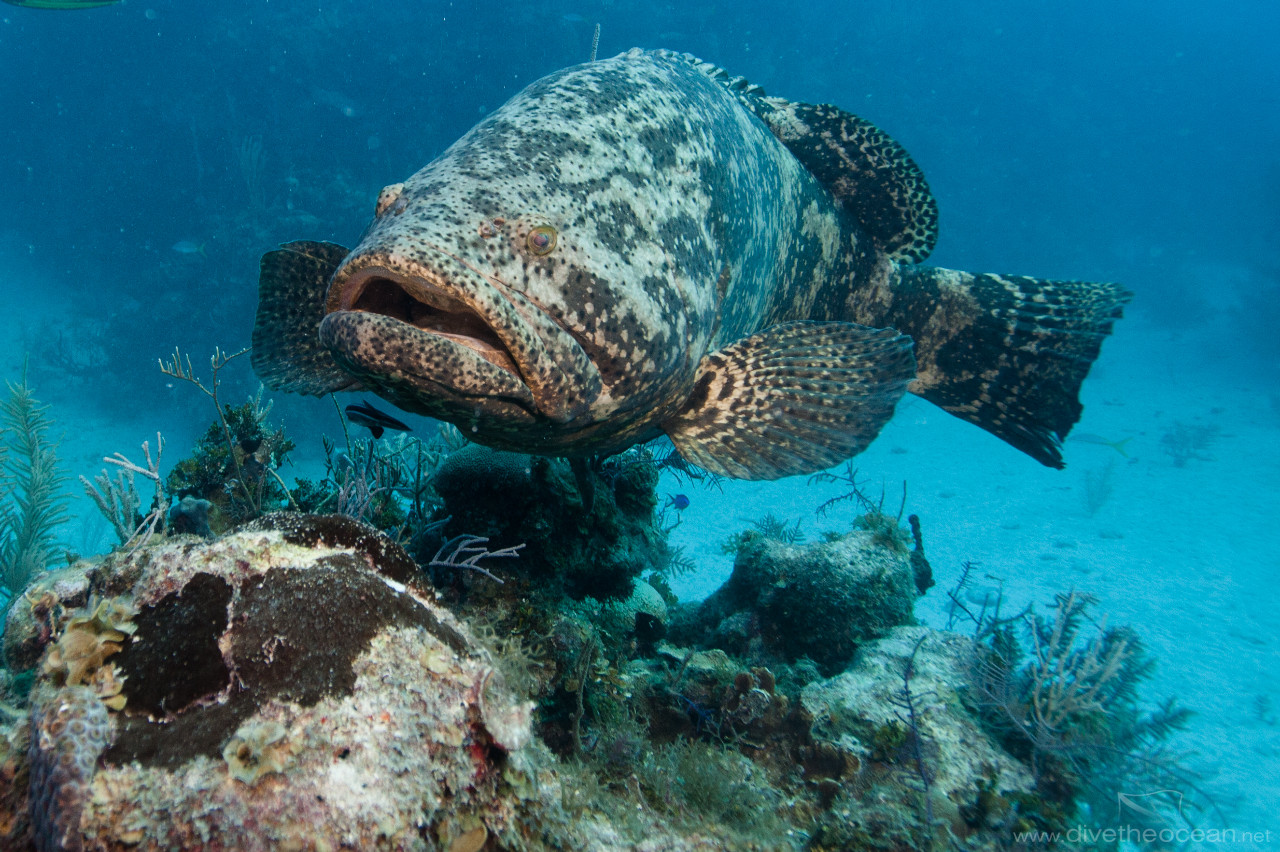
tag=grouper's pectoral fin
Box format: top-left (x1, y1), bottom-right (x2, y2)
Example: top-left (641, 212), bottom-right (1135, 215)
top-left (251, 240), bottom-right (364, 395)
top-left (661, 321), bottom-right (915, 480)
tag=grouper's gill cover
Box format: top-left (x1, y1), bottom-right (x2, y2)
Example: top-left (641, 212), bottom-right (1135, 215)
top-left (253, 48), bottom-right (1130, 479)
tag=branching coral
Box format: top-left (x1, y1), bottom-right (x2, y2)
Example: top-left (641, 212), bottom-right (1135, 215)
top-left (81, 434), bottom-right (168, 551)
top-left (1024, 591), bottom-right (1131, 735)
top-left (965, 587), bottom-right (1221, 833)
top-left (80, 465), bottom-right (143, 547)
top-left (291, 426), bottom-right (459, 542)
top-left (161, 348), bottom-right (298, 527)
top-left (1160, 421), bottom-right (1219, 467)
top-left (969, 591), bottom-right (1138, 755)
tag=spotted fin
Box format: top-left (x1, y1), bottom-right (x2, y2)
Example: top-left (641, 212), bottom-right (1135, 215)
top-left (887, 267), bottom-right (1133, 468)
top-left (251, 240), bottom-right (363, 395)
top-left (673, 52), bottom-right (938, 263)
top-left (661, 322), bottom-right (915, 480)
top-left (752, 98), bottom-right (939, 263)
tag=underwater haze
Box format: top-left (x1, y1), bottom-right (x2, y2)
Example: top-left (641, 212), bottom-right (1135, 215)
top-left (1, 0), bottom-right (1277, 849)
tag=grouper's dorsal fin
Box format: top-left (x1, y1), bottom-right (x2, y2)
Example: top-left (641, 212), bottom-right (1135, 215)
top-left (661, 321), bottom-right (915, 480)
top-left (252, 240), bottom-right (364, 395)
top-left (670, 51), bottom-right (939, 263)
top-left (752, 97), bottom-right (939, 263)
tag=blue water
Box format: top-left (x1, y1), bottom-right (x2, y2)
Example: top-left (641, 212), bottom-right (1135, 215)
top-left (3, 1), bottom-right (1276, 409)
top-left (2, 0), bottom-right (1277, 844)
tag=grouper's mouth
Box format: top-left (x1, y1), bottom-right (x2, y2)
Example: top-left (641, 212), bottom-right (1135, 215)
top-left (338, 267), bottom-right (521, 376)
top-left (320, 258), bottom-right (601, 425)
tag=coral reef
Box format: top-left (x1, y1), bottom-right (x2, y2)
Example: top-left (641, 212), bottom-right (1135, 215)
top-left (0, 513), bottom-right (770, 851)
top-left (428, 444), bottom-right (669, 603)
top-left (3, 515), bottom-right (548, 850)
top-left (681, 531), bottom-right (919, 674)
top-left (802, 627), bottom-right (1037, 848)
top-left (164, 396), bottom-right (295, 531)
top-left (161, 349), bottom-right (296, 532)
top-left (0, 433), bottom-right (1207, 850)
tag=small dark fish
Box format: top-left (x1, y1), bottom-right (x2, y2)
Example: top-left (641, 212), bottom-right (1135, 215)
top-left (665, 493), bottom-right (690, 511)
top-left (345, 400), bottom-right (411, 439)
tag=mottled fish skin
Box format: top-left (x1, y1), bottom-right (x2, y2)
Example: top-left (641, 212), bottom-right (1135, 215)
top-left (254, 48), bottom-right (1130, 476)
top-left (846, 266), bottom-right (1130, 466)
top-left (317, 48), bottom-right (878, 456)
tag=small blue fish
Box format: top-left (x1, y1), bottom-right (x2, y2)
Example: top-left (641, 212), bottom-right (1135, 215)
top-left (171, 240), bottom-right (206, 257)
top-left (345, 400), bottom-right (412, 439)
top-left (665, 493), bottom-right (690, 511)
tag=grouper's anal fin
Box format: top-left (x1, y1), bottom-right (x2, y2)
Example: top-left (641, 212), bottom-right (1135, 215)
top-left (890, 266), bottom-right (1133, 468)
top-left (251, 240), bottom-right (364, 396)
top-left (661, 322), bottom-right (915, 480)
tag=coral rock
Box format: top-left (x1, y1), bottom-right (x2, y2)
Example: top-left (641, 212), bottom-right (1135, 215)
top-left (693, 532), bottom-right (917, 673)
top-left (802, 626), bottom-right (1035, 845)
top-left (600, 577), bottom-right (668, 642)
top-left (3, 513), bottom-right (781, 851)
top-left (11, 515), bottom-right (536, 850)
top-left (166, 495), bottom-right (214, 538)
top-left (431, 445), bottom-right (667, 601)
top-left (28, 685), bottom-right (111, 852)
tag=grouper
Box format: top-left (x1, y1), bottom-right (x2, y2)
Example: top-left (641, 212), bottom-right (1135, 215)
top-left (253, 48), bottom-right (1130, 479)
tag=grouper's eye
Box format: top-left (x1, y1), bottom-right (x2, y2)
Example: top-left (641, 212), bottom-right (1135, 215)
top-left (375, 182), bottom-right (408, 218)
top-left (527, 225), bottom-right (558, 256)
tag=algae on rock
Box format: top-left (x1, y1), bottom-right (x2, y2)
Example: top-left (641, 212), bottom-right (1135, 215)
top-left (683, 531), bottom-right (918, 674)
top-left (0, 514), bottom-right (749, 851)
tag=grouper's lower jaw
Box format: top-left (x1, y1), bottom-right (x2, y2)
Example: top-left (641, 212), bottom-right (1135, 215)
top-left (335, 267), bottom-right (522, 376)
top-left (318, 311), bottom-right (538, 419)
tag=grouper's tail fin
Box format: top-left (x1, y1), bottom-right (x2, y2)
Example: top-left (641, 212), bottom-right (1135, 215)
top-left (888, 266), bottom-right (1132, 468)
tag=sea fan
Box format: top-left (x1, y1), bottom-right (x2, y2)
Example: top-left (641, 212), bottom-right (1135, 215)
top-left (0, 373), bottom-right (69, 603)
